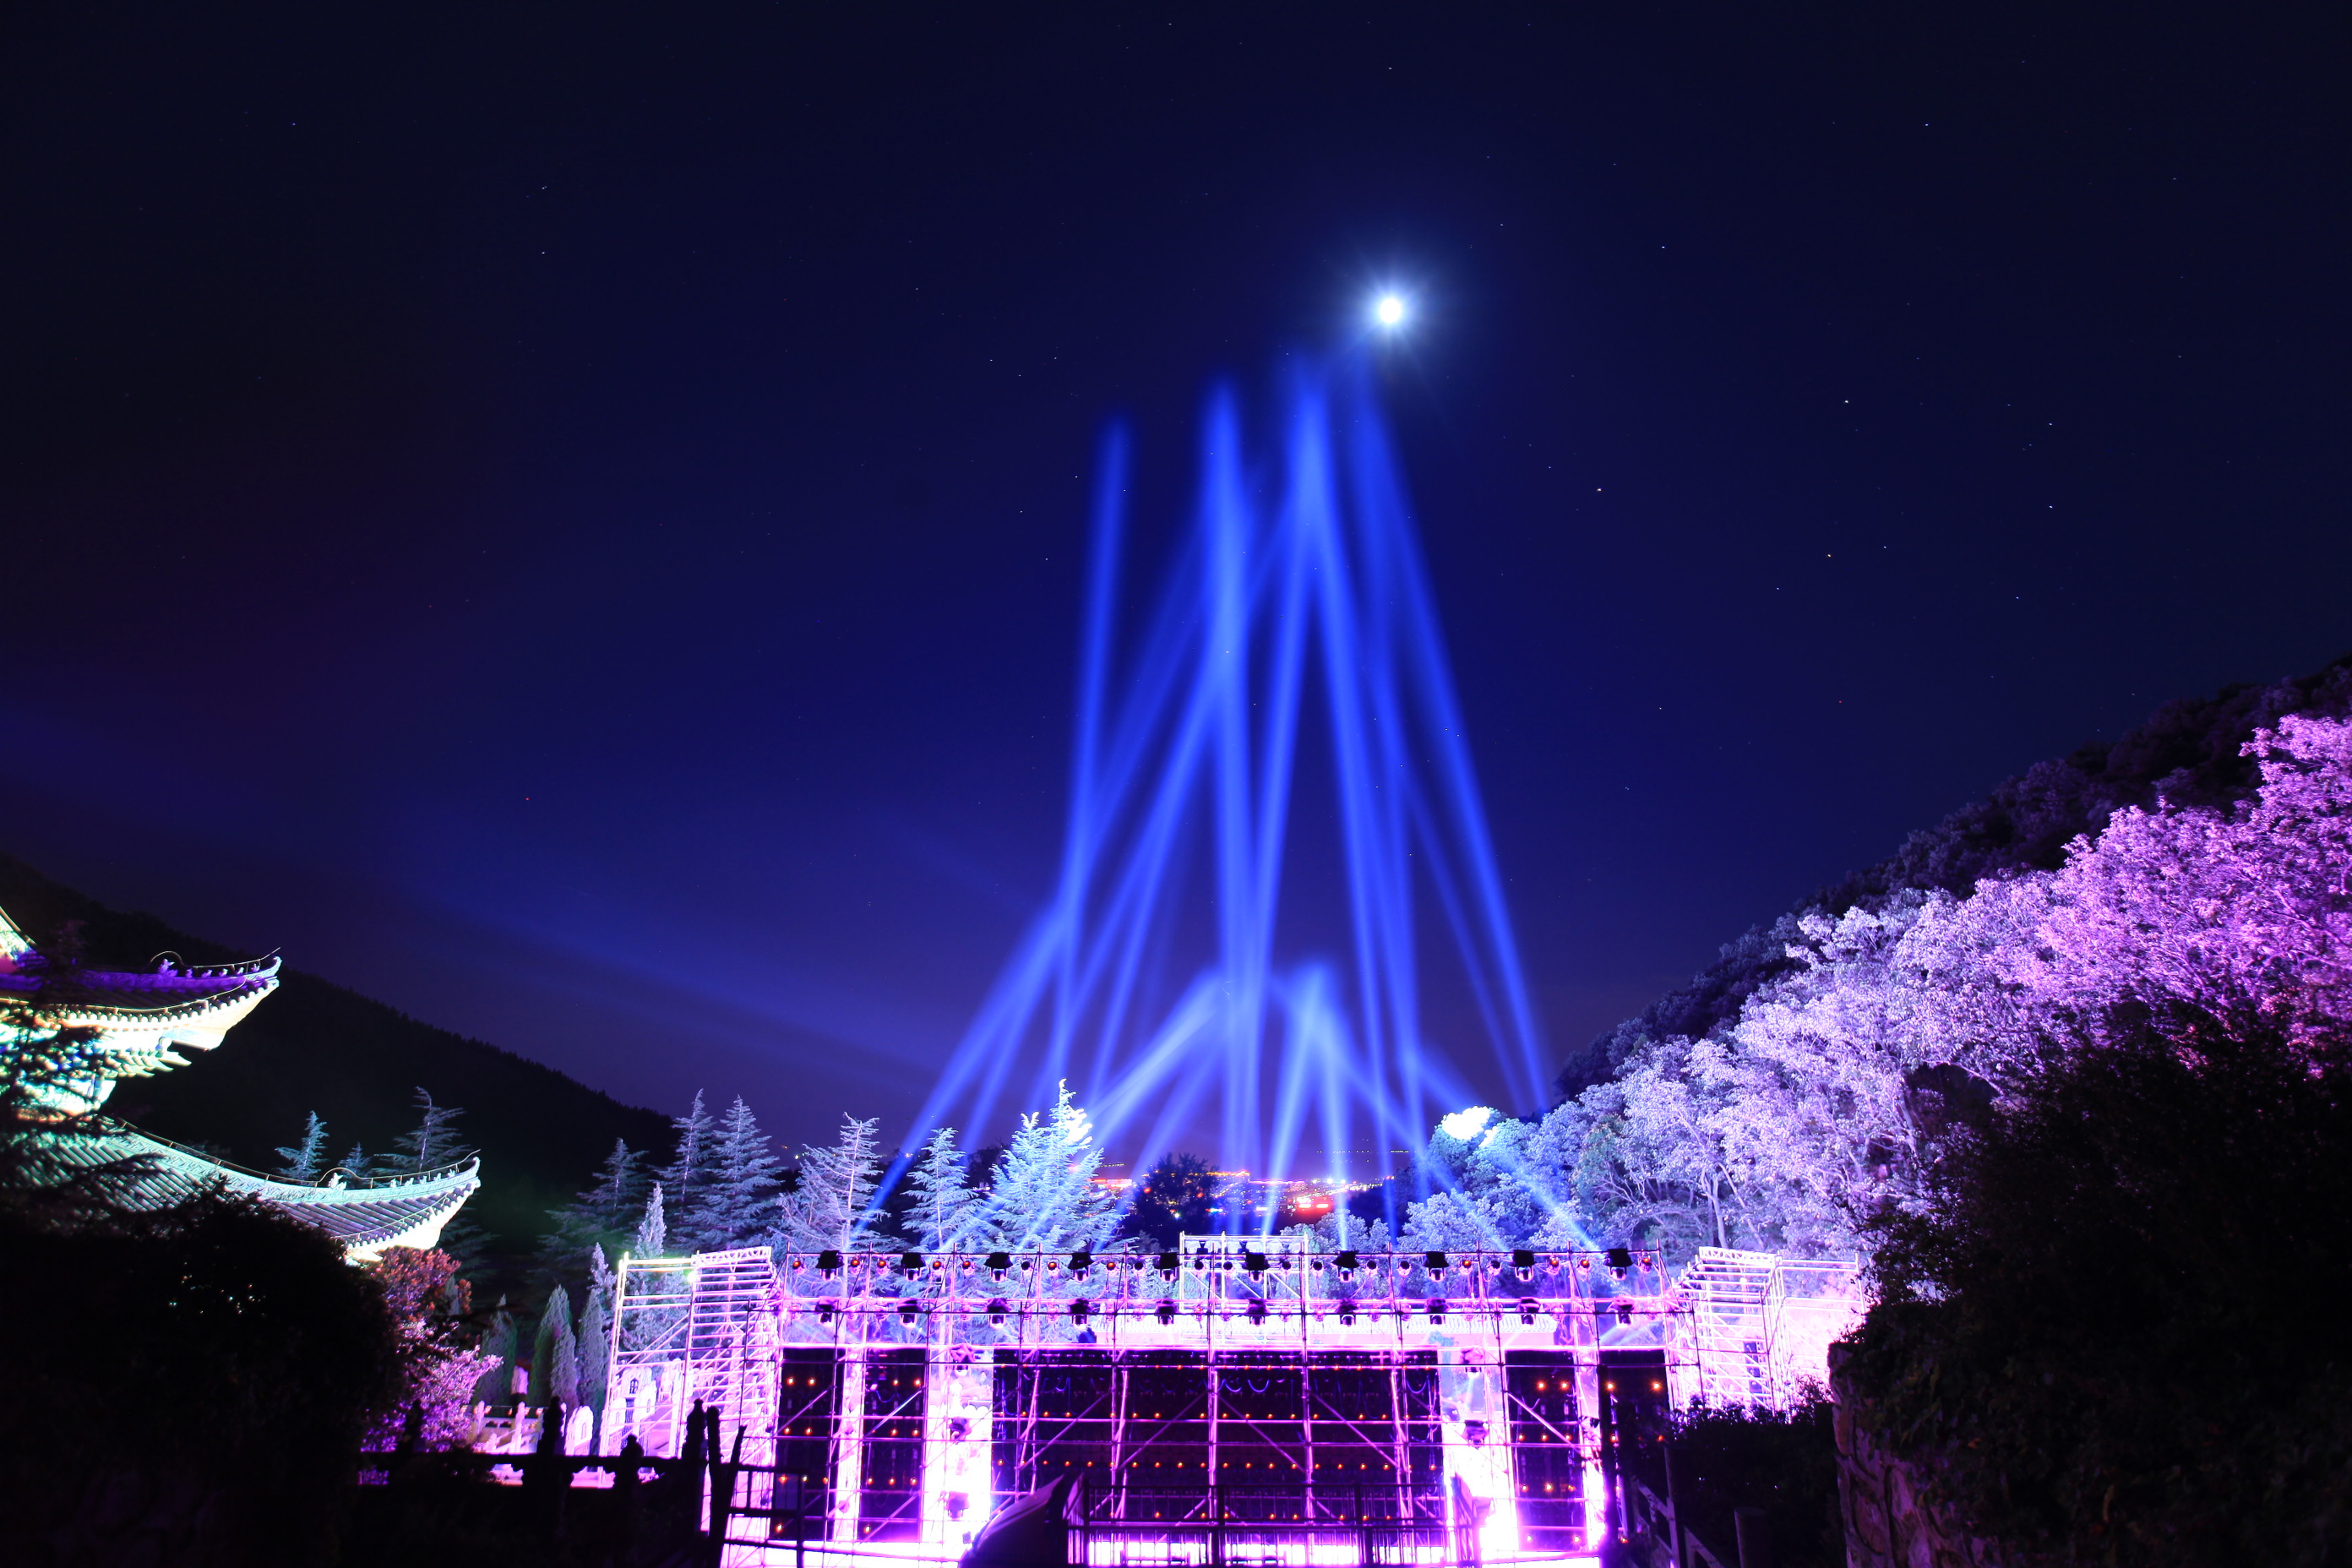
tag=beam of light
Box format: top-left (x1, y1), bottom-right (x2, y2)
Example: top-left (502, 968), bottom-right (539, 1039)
top-left (1374, 292), bottom-right (1409, 328)
top-left (898, 355), bottom-right (1549, 1202)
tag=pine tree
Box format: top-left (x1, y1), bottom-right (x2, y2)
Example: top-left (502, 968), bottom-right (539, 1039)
top-left (335, 1143), bottom-right (377, 1183)
top-left (656, 1092), bottom-right (716, 1251)
top-left (983, 1082), bottom-right (1116, 1252)
top-left (901, 1126), bottom-right (983, 1251)
top-left (540, 1137), bottom-right (650, 1260)
top-left (475, 1298), bottom-right (520, 1406)
top-left (775, 1115), bottom-right (882, 1253)
top-left (579, 1281), bottom-right (610, 1419)
top-left (687, 1097), bottom-right (783, 1250)
top-left (634, 1182), bottom-right (669, 1256)
top-left (273, 1112), bottom-right (329, 1183)
top-left (394, 1087), bottom-right (468, 1173)
top-left (534, 1285), bottom-right (580, 1411)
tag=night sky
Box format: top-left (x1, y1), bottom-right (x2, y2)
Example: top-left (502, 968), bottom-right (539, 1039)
top-left (4, 6), bottom-right (2344, 1159)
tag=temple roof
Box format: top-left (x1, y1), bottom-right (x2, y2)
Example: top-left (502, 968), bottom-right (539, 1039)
top-left (60, 1126), bottom-right (483, 1263)
top-left (0, 903), bottom-right (281, 1110)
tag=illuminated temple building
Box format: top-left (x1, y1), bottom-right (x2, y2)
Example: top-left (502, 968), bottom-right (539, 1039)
top-left (0, 905), bottom-right (478, 1261)
top-left (604, 1236), bottom-right (1857, 1564)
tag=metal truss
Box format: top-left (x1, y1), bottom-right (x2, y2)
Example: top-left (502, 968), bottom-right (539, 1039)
top-left (602, 1244), bottom-right (1859, 1562)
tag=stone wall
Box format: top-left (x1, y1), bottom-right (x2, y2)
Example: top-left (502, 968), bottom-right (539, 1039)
top-left (1829, 1349), bottom-right (2022, 1568)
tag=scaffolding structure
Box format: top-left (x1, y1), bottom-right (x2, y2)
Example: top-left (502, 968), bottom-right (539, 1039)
top-left (604, 1244), bottom-right (1859, 1565)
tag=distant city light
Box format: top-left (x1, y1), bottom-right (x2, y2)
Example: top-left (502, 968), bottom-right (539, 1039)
top-left (1373, 291), bottom-right (1408, 328)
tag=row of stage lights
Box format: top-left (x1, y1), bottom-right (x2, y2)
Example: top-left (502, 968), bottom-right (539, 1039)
top-left (807, 1296), bottom-right (1660, 1331)
top-left (781, 1246), bottom-right (1664, 1285)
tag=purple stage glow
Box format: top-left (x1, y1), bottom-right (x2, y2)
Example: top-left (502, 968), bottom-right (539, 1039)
top-left (906, 361), bottom-right (1548, 1195)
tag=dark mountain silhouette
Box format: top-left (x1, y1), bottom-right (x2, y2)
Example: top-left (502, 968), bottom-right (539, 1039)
top-left (0, 852), bottom-right (669, 1251)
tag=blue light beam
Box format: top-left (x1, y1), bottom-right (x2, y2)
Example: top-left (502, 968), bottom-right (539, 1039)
top-left (902, 357), bottom-right (1549, 1212)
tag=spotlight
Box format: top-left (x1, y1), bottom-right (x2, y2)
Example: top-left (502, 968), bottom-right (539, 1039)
top-left (1157, 1251), bottom-right (1180, 1281)
top-left (1513, 1249), bottom-right (1537, 1281)
top-left (948, 1418), bottom-right (971, 1444)
top-left (1518, 1298), bottom-right (1538, 1326)
top-left (1247, 1300), bottom-right (1267, 1327)
top-left (1338, 1306), bottom-right (1356, 1327)
top-left (901, 1252), bottom-right (926, 1274)
top-left (988, 1298), bottom-right (1010, 1326)
top-left (1464, 1420), bottom-right (1488, 1449)
top-left (1070, 1250), bottom-right (1092, 1273)
top-left (1071, 1299), bottom-right (1091, 1326)
top-left (1428, 1299), bottom-right (1446, 1326)
top-left (987, 1250), bottom-right (1013, 1281)
top-left (1373, 292), bottom-right (1408, 329)
top-left (1243, 1249), bottom-right (1269, 1276)
top-left (1157, 1298), bottom-right (1178, 1326)
top-left (817, 1250), bottom-right (842, 1278)
top-left (1425, 1250), bottom-right (1449, 1277)
top-left (901, 1305), bottom-right (919, 1328)
top-left (1334, 1250), bottom-right (1359, 1280)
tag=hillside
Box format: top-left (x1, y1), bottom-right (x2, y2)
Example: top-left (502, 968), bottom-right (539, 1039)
top-left (0, 852), bottom-right (671, 1252)
top-left (1560, 651), bottom-right (2352, 1095)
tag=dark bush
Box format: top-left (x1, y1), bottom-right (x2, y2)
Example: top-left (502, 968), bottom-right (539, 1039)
top-left (1646, 1393), bottom-right (1842, 1568)
top-left (1844, 1005), bottom-right (2352, 1565)
top-left (0, 1194), bottom-right (405, 1566)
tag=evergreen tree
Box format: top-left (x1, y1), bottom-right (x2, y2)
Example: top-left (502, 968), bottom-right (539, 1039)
top-left (432, 1206), bottom-right (493, 1270)
top-left (634, 1181), bottom-right (669, 1256)
top-left (656, 1092), bottom-right (716, 1251)
top-left (901, 1126), bottom-right (983, 1251)
top-left (394, 1086), bottom-right (468, 1173)
top-left (474, 1298), bottom-right (520, 1406)
top-left (273, 1112), bottom-right (329, 1183)
top-left (533, 1284), bottom-right (580, 1410)
top-left (688, 1097), bottom-right (783, 1250)
top-left (540, 1136), bottom-right (650, 1260)
top-left (982, 1082), bottom-right (1116, 1252)
top-left (775, 1114), bottom-right (882, 1253)
top-left (579, 1277), bottom-right (610, 1420)
top-left (334, 1143), bottom-right (377, 1183)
